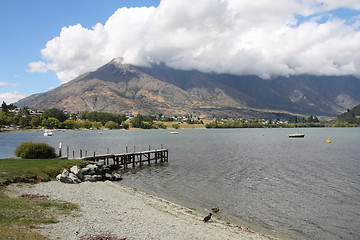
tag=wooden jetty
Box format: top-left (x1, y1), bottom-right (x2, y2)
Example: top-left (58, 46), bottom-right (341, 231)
top-left (81, 149), bottom-right (168, 169)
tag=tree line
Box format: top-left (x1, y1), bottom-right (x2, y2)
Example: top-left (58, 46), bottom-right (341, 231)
top-left (0, 102), bottom-right (176, 130)
top-left (205, 117), bottom-right (325, 128)
top-left (0, 102), bottom-right (129, 130)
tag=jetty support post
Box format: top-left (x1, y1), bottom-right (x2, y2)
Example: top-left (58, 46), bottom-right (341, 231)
top-left (132, 154), bottom-right (135, 168)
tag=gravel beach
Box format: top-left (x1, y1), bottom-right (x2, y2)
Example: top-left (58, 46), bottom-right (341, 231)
top-left (6, 181), bottom-right (280, 240)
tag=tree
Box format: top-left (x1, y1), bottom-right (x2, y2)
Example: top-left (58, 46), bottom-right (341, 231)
top-left (1, 101), bottom-right (8, 113)
top-left (0, 112), bottom-right (12, 127)
top-left (92, 121), bottom-right (103, 129)
top-left (62, 119), bottom-right (79, 129)
top-left (131, 114), bottom-right (144, 128)
top-left (104, 121), bottom-right (119, 129)
top-left (43, 108), bottom-right (67, 122)
top-left (42, 117), bottom-right (60, 129)
top-left (30, 115), bottom-right (41, 128)
top-left (80, 120), bottom-right (93, 129)
top-left (18, 116), bottom-right (31, 128)
top-left (80, 111), bottom-right (126, 125)
top-left (121, 121), bottom-right (129, 130)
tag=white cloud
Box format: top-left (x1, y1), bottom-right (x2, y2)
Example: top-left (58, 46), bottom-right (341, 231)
top-left (27, 61), bottom-right (48, 73)
top-left (28, 0), bottom-right (360, 82)
top-left (0, 81), bottom-right (18, 87)
top-left (0, 91), bottom-right (28, 104)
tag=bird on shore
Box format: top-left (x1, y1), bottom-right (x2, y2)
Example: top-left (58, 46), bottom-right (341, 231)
top-left (203, 213), bottom-right (212, 222)
top-left (211, 207), bottom-right (219, 213)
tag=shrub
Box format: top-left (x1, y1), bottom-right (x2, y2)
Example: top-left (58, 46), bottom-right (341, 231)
top-left (15, 142), bottom-right (57, 159)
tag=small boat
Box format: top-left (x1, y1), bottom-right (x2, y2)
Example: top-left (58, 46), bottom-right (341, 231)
top-left (289, 133), bottom-right (305, 138)
top-left (170, 131), bottom-right (179, 134)
top-left (44, 130), bottom-right (53, 136)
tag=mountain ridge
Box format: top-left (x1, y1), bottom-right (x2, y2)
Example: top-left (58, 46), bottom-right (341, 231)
top-left (15, 58), bottom-right (360, 118)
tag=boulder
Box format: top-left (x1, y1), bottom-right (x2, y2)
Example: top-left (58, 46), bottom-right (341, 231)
top-left (70, 165), bottom-right (81, 175)
top-left (104, 173), bottom-right (114, 181)
top-left (69, 173), bottom-right (81, 184)
top-left (96, 160), bottom-right (105, 167)
top-left (86, 164), bottom-right (98, 171)
top-left (102, 166), bottom-right (111, 174)
top-left (94, 175), bottom-right (104, 181)
top-left (113, 173), bottom-right (123, 181)
top-left (80, 167), bottom-right (90, 175)
top-left (83, 175), bottom-right (96, 182)
top-left (56, 173), bottom-right (62, 181)
top-left (57, 169), bottom-right (73, 184)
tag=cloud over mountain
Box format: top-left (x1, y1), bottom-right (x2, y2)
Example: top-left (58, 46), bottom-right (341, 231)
top-left (28, 0), bottom-right (360, 83)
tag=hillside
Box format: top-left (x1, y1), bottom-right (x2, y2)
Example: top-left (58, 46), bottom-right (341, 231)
top-left (336, 104), bottom-right (360, 124)
top-left (15, 58), bottom-right (360, 118)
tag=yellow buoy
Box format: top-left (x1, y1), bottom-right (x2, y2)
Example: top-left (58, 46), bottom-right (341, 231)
top-left (327, 138), bottom-right (331, 144)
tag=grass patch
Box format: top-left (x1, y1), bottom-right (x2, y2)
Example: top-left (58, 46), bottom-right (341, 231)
top-left (0, 190), bottom-right (79, 239)
top-left (0, 158), bottom-right (86, 186)
top-left (0, 158), bottom-right (86, 239)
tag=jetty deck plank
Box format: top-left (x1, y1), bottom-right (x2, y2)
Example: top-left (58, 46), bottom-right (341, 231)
top-left (81, 149), bottom-right (168, 169)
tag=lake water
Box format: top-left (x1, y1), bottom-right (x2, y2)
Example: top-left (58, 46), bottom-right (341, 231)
top-left (1, 128), bottom-right (359, 239)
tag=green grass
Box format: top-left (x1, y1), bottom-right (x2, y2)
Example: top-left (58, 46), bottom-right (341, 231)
top-left (0, 158), bottom-right (86, 186)
top-left (0, 158), bottom-right (86, 239)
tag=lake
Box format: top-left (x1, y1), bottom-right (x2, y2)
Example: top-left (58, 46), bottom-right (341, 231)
top-left (1, 128), bottom-right (359, 239)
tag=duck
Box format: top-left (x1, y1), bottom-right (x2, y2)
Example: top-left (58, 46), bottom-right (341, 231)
top-left (211, 207), bottom-right (219, 213)
top-left (203, 213), bottom-right (212, 222)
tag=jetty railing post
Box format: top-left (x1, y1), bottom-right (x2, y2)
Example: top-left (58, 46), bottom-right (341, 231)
top-left (107, 148), bottom-right (109, 154)
top-left (132, 154), bottom-right (135, 168)
top-left (72, 151), bottom-right (75, 159)
top-left (67, 146), bottom-right (69, 158)
top-left (148, 152), bottom-right (151, 165)
top-left (149, 145), bottom-right (151, 151)
top-left (85, 151), bottom-right (87, 157)
top-left (126, 146), bottom-right (128, 153)
top-left (59, 142), bottom-right (62, 157)
top-left (161, 144), bottom-right (163, 149)
top-left (80, 149), bottom-right (82, 158)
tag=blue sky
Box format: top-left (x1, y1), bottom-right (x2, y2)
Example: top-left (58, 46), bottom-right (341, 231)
top-left (1, 0), bottom-right (359, 104)
top-left (0, 0), bottom-right (160, 104)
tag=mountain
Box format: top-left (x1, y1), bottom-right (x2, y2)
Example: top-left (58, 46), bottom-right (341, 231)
top-left (15, 58), bottom-right (360, 118)
top-left (335, 104), bottom-right (360, 124)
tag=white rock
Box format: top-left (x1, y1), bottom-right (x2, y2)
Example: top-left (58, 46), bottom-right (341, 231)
top-left (70, 165), bottom-right (81, 175)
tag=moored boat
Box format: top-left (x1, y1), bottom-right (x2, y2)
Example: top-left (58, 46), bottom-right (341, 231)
top-left (44, 130), bottom-right (53, 136)
top-left (289, 133), bottom-right (305, 138)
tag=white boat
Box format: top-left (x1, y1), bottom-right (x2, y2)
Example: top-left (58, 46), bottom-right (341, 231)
top-left (170, 131), bottom-right (179, 134)
top-left (44, 130), bottom-right (53, 136)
